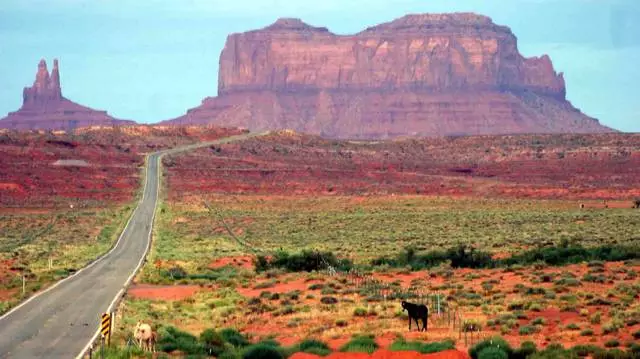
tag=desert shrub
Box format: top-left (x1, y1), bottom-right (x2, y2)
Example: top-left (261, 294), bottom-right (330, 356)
top-left (519, 325), bottom-right (538, 335)
top-left (602, 322), bottom-right (620, 334)
top-left (507, 302), bottom-right (525, 311)
top-left (161, 266), bottom-right (188, 281)
top-left (554, 278), bottom-right (581, 287)
top-left (254, 255), bottom-right (270, 272)
top-left (513, 341), bottom-right (537, 359)
top-left (219, 328), bottom-right (249, 348)
top-left (592, 349), bottom-right (631, 359)
top-left (335, 319), bottom-right (347, 327)
top-left (469, 336), bottom-right (514, 359)
top-left (504, 244), bottom-right (640, 267)
top-left (353, 308), bottom-right (368, 317)
top-left (157, 326), bottom-right (204, 355)
top-left (566, 323), bottom-right (580, 330)
top-left (419, 340), bottom-right (456, 354)
top-left (583, 273), bottom-right (607, 283)
top-left (633, 198), bottom-right (640, 209)
top-left (199, 329), bottom-right (226, 356)
top-left (274, 305), bottom-right (295, 316)
top-left (633, 330), bottom-right (640, 339)
top-left (296, 339), bottom-right (331, 356)
top-left (320, 296), bottom-right (338, 304)
top-left (605, 340), bottom-right (620, 348)
top-left (242, 344), bottom-right (283, 359)
top-left (389, 338), bottom-right (455, 354)
top-left (218, 351), bottom-right (241, 359)
top-left (580, 329), bottom-right (594, 336)
top-left (591, 312), bottom-right (602, 324)
top-left (257, 250), bottom-right (352, 273)
top-left (529, 344), bottom-right (579, 359)
top-left (531, 317), bottom-right (546, 326)
top-left (374, 244), bottom-right (640, 270)
top-left (372, 244), bottom-right (493, 269)
top-left (571, 344), bottom-right (602, 357)
top-left (340, 335), bottom-right (378, 353)
top-left (478, 347), bottom-right (508, 359)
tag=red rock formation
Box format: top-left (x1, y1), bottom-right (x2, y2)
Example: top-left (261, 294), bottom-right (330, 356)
top-left (166, 13), bottom-right (614, 138)
top-left (0, 59), bottom-right (134, 130)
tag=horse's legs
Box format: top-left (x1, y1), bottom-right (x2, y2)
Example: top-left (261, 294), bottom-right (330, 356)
top-left (414, 317), bottom-right (421, 331)
top-left (408, 316), bottom-right (412, 331)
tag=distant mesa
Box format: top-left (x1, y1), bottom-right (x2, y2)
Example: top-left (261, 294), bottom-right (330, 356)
top-left (0, 59), bottom-right (134, 131)
top-left (164, 13), bottom-right (616, 138)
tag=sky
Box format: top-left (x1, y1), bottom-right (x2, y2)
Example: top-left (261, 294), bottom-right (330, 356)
top-left (1, 0), bottom-right (639, 132)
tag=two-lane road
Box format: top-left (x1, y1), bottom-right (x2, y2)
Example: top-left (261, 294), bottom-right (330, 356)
top-left (0, 133), bottom-right (261, 358)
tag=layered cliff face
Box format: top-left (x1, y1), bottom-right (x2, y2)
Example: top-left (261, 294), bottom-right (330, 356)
top-left (166, 13), bottom-right (613, 138)
top-left (0, 59), bottom-right (134, 130)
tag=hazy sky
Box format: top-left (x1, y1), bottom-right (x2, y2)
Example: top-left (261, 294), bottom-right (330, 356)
top-left (1, 0), bottom-right (638, 131)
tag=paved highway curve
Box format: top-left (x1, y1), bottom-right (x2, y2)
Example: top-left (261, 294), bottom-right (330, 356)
top-left (0, 133), bottom-right (261, 358)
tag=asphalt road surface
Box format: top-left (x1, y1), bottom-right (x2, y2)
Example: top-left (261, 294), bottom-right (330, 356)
top-left (0, 133), bottom-right (260, 358)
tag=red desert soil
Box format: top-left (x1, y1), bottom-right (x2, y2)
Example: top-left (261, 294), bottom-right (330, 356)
top-left (236, 277), bottom-right (322, 298)
top-left (0, 126), bottom-right (245, 208)
top-left (290, 349), bottom-right (470, 359)
top-left (165, 132), bottom-right (640, 200)
top-left (209, 255), bottom-right (254, 270)
top-left (127, 284), bottom-right (200, 301)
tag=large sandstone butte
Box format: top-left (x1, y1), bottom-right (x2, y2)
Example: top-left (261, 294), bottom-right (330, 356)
top-left (0, 59), bottom-right (134, 130)
top-left (166, 13), bottom-right (614, 138)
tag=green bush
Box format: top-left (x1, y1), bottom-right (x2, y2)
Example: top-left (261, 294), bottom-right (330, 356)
top-left (220, 328), bottom-right (249, 348)
top-left (581, 329), bottom-right (594, 336)
top-left (320, 296), bottom-right (338, 304)
top-left (592, 349), bottom-right (631, 359)
top-left (339, 335), bottom-right (378, 354)
top-left (570, 344), bottom-right (602, 357)
top-left (389, 338), bottom-right (455, 354)
top-left (296, 339), bottom-right (331, 356)
top-left (157, 326), bottom-right (204, 355)
top-left (373, 244), bottom-right (640, 270)
top-left (565, 323), bottom-right (580, 330)
top-left (478, 347), bottom-right (508, 359)
top-left (604, 340), bottom-right (620, 348)
top-left (353, 308), bottom-right (368, 317)
top-left (420, 340), bottom-right (456, 354)
top-left (519, 325), bottom-right (538, 335)
top-left (199, 328), bottom-right (226, 356)
top-left (372, 244), bottom-right (493, 270)
top-left (256, 250), bottom-right (352, 273)
top-left (242, 344), bottom-right (284, 359)
top-left (529, 344), bottom-right (579, 359)
top-left (469, 337), bottom-right (514, 359)
top-left (161, 266), bottom-right (188, 280)
top-left (513, 341), bottom-right (537, 359)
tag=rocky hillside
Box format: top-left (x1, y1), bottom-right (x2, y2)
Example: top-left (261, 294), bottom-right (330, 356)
top-left (0, 59), bottom-right (134, 130)
top-left (166, 13), bottom-right (614, 138)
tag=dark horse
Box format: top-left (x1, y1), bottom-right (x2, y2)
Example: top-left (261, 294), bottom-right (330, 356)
top-left (401, 301), bottom-right (429, 332)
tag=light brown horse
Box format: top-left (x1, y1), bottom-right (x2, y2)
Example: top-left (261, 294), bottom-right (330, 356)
top-left (134, 321), bottom-right (156, 352)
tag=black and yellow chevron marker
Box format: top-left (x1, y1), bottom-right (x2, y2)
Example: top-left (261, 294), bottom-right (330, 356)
top-left (100, 313), bottom-right (112, 343)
